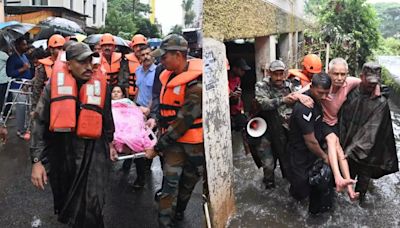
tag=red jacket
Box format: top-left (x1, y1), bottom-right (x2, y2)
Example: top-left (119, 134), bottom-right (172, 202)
top-left (228, 73), bottom-right (243, 116)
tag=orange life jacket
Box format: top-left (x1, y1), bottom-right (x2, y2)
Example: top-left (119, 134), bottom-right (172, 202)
top-left (38, 57), bottom-right (54, 80)
top-left (125, 53), bottom-right (140, 97)
top-left (100, 52), bottom-right (122, 85)
top-left (159, 58), bottom-right (203, 144)
top-left (49, 58), bottom-right (107, 139)
top-left (288, 69), bottom-right (311, 87)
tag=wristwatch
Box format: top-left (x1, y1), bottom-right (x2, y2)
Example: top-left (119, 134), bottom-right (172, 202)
top-left (32, 157), bottom-right (40, 164)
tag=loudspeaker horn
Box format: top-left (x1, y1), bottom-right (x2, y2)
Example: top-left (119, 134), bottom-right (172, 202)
top-left (246, 117), bottom-right (267, 137)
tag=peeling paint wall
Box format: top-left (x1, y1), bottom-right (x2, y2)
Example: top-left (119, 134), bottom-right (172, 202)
top-left (203, 38), bottom-right (236, 228)
top-left (203, 0), bottom-right (305, 41)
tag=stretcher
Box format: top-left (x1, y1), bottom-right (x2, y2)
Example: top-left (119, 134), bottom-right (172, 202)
top-left (115, 128), bottom-right (157, 161)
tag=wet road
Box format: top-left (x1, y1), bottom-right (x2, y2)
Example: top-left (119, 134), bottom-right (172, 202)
top-left (0, 120), bottom-right (203, 228)
top-left (228, 101), bottom-right (400, 228)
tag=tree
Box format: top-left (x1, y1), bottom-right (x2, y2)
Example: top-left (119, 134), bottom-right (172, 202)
top-left (169, 25), bottom-right (183, 35)
top-left (136, 19), bottom-right (161, 38)
top-left (99, 0), bottom-right (160, 39)
top-left (373, 2), bottom-right (400, 38)
top-left (304, 0), bottom-right (380, 74)
top-left (304, 0), bottom-right (329, 17)
top-left (182, 0), bottom-right (196, 28)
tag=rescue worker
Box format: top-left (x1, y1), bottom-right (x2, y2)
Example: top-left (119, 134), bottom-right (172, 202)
top-left (99, 33), bottom-right (129, 87)
top-left (125, 34), bottom-right (148, 99)
top-left (339, 62), bottom-right (399, 203)
top-left (254, 60), bottom-right (313, 188)
top-left (288, 54), bottom-right (322, 88)
top-left (31, 34), bottom-right (66, 113)
top-left (287, 72), bottom-right (332, 214)
top-left (30, 42), bottom-right (116, 227)
top-left (144, 34), bottom-right (204, 227)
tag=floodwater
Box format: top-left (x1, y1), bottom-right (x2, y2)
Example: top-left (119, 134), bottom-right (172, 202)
top-left (378, 56), bottom-right (400, 82)
top-left (228, 102), bottom-right (400, 228)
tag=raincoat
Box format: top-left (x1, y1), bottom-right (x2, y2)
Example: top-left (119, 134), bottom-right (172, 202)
top-left (339, 87), bottom-right (399, 179)
top-left (30, 82), bottom-right (114, 228)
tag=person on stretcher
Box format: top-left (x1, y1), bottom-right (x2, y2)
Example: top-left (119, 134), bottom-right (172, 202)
top-left (111, 85), bottom-right (156, 154)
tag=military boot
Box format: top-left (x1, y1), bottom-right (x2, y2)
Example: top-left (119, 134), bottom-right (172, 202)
top-left (263, 168), bottom-right (275, 189)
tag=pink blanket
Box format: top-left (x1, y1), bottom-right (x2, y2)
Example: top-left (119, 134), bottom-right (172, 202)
top-left (112, 101), bottom-right (156, 153)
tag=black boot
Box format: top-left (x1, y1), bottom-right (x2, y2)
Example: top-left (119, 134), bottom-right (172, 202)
top-left (174, 211), bottom-right (184, 221)
top-left (355, 175), bottom-right (370, 204)
top-left (133, 175), bottom-right (145, 189)
top-left (263, 169), bottom-right (275, 189)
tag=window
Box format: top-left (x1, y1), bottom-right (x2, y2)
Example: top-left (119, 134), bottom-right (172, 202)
top-left (84, 0), bottom-right (87, 15)
top-left (102, 6), bottom-right (104, 22)
top-left (70, 0), bottom-right (73, 10)
top-left (93, 4), bottom-right (97, 24)
top-left (32, 0), bottom-right (47, 5)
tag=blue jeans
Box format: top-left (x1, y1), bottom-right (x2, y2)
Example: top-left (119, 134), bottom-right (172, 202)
top-left (16, 94), bottom-right (27, 132)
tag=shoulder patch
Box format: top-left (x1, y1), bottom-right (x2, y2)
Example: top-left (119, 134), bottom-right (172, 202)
top-left (302, 112), bottom-right (312, 122)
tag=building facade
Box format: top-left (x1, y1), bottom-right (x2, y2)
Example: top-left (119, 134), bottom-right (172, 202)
top-left (4, 0), bottom-right (107, 32)
top-left (204, 0), bottom-right (306, 81)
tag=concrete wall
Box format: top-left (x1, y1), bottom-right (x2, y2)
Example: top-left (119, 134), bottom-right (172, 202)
top-left (266, 0), bottom-right (304, 18)
top-left (203, 0), bottom-right (305, 41)
top-left (203, 38), bottom-right (236, 228)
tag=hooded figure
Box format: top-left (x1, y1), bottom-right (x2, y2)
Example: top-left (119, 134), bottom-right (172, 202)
top-left (339, 62), bottom-right (399, 201)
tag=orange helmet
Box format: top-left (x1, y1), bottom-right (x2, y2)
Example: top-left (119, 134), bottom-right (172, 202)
top-left (302, 54), bottom-right (322, 74)
top-left (131, 34), bottom-right (147, 47)
top-left (48, 34), bottom-right (65, 48)
top-left (100, 33), bottom-right (115, 46)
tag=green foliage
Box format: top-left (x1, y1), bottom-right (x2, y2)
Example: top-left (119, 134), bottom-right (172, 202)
top-left (136, 19), bottom-right (161, 38)
top-left (169, 25), bottom-right (183, 35)
top-left (373, 2), bottom-right (400, 38)
top-left (99, 0), bottom-right (161, 39)
top-left (304, 0), bottom-right (329, 16)
top-left (374, 37), bottom-right (400, 56)
top-left (304, 0), bottom-right (380, 75)
top-left (182, 0), bottom-right (195, 28)
top-left (381, 66), bottom-right (400, 94)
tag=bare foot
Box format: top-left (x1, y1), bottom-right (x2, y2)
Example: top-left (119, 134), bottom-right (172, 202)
top-left (347, 186), bottom-right (360, 201)
top-left (335, 178), bottom-right (357, 192)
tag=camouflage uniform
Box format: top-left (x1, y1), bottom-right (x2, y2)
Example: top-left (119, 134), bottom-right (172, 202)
top-left (254, 77), bottom-right (296, 184)
top-left (31, 64), bottom-right (47, 113)
top-left (155, 74), bottom-right (204, 227)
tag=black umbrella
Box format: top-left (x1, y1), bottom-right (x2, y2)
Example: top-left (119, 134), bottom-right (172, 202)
top-left (0, 21), bottom-right (35, 50)
top-left (35, 17), bottom-right (85, 40)
top-left (83, 34), bottom-right (129, 47)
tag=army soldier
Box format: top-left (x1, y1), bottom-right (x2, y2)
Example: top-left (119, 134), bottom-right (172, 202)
top-left (254, 60), bottom-right (312, 188)
top-left (145, 34), bottom-right (204, 228)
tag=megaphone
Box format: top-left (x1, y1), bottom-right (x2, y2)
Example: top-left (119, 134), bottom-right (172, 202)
top-left (246, 117), bottom-right (267, 137)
